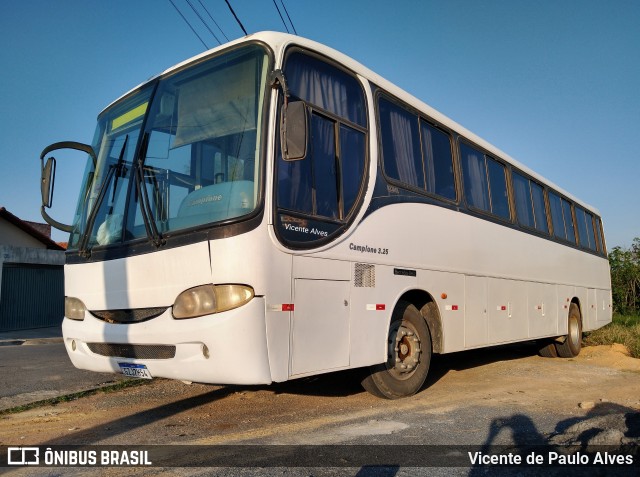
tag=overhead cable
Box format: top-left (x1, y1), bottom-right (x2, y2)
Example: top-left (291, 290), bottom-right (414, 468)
top-left (168, 0), bottom-right (209, 50)
top-left (185, 0), bottom-right (222, 45)
top-left (272, 0), bottom-right (290, 33)
top-left (224, 0), bottom-right (248, 36)
top-left (197, 0), bottom-right (229, 41)
top-left (280, 0), bottom-right (298, 35)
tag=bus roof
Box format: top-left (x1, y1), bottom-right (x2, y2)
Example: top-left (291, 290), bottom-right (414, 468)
top-left (104, 31), bottom-right (599, 215)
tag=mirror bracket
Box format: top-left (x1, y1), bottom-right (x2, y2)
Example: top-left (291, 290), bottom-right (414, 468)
top-left (39, 141), bottom-right (96, 232)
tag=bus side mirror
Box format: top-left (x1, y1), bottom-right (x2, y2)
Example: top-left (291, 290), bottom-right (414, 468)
top-left (39, 141), bottom-right (96, 233)
top-left (41, 156), bottom-right (56, 208)
top-left (280, 101), bottom-right (308, 161)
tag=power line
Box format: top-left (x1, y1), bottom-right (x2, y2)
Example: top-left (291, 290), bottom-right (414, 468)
top-left (224, 0), bottom-right (248, 36)
top-left (279, 0), bottom-right (298, 35)
top-left (272, 0), bottom-right (289, 34)
top-left (197, 0), bottom-right (229, 41)
top-left (168, 0), bottom-right (209, 50)
top-left (185, 0), bottom-right (222, 45)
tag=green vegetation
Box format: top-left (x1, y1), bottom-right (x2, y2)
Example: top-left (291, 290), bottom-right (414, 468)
top-left (584, 239), bottom-right (640, 358)
top-left (609, 237), bottom-right (640, 315)
top-left (585, 314), bottom-right (640, 358)
top-left (0, 378), bottom-right (149, 416)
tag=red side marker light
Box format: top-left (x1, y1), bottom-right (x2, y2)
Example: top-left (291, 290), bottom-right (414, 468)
top-left (282, 304), bottom-right (294, 311)
top-left (376, 304), bottom-right (385, 311)
top-left (452, 305), bottom-right (459, 311)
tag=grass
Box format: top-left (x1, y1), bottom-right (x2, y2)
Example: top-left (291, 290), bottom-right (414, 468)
top-left (585, 314), bottom-right (640, 359)
top-left (0, 378), bottom-right (150, 417)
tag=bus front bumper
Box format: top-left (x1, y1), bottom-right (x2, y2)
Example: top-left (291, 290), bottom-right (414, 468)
top-left (62, 297), bottom-right (272, 385)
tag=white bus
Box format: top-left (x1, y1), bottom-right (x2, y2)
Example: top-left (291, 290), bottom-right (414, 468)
top-left (40, 32), bottom-right (611, 399)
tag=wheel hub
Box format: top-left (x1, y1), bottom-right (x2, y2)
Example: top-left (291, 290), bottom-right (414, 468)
top-left (388, 324), bottom-right (421, 379)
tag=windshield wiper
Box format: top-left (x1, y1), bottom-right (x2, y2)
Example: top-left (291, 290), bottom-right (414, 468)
top-left (77, 135), bottom-right (129, 258)
top-left (134, 133), bottom-right (165, 248)
top-left (110, 135), bottom-right (129, 207)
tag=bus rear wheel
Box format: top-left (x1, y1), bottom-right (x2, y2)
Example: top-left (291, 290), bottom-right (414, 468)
top-left (361, 300), bottom-right (431, 399)
top-left (555, 303), bottom-right (582, 358)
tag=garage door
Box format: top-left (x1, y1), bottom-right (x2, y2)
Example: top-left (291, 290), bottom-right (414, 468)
top-left (0, 264), bottom-right (64, 331)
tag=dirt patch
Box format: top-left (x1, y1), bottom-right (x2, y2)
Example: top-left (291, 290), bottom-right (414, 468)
top-left (0, 344), bottom-right (638, 447)
top-left (579, 343), bottom-right (640, 371)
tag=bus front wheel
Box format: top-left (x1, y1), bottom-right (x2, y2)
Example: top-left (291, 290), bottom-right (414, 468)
top-left (555, 303), bottom-right (582, 358)
top-left (361, 300), bottom-right (432, 399)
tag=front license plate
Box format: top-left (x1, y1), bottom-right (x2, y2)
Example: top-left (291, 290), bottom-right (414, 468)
top-left (118, 362), bottom-right (153, 379)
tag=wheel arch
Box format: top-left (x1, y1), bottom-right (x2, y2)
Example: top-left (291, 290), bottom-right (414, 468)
top-left (571, 297), bottom-right (583, 324)
top-left (398, 289), bottom-right (444, 354)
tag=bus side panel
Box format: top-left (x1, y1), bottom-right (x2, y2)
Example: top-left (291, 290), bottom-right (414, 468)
top-left (348, 263), bottom-right (412, 368)
top-left (596, 288), bottom-right (613, 326)
top-left (585, 288), bottom-right (598, 331)
top-left (349, 266), bottom-right (388, 368)
top-left (289, 256), bottom-right (351, 378)
top-left (574, 287), bottom-right (589, 331)
top-left (488, 278), bottom-right (528, 344)
top-left (527, 282), bottom-right (558, 339)
top-left (464, 276), bottom-right (488, 349)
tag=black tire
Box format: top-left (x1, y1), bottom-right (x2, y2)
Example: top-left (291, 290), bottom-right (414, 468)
top-left (555, 303), bottom-right (582, 358)
top-left (538, 341), bottom-right (558, 358)
top-left (361, 300), bottom-right (432, 399)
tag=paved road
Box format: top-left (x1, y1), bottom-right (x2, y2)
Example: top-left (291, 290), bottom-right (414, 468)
top-left (0, 342), bottom-right (128, 410)
top-left (1, 343), bottom-right (639, 476)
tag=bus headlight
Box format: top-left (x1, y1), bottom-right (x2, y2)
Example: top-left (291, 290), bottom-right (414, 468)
top-left (172, 284), bottom-right (254, 319)
top-left (65, 297), bottom-right (86, 320)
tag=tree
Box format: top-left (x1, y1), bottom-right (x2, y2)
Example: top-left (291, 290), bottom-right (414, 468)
top-left (609, 237), bottom-right (640, 314)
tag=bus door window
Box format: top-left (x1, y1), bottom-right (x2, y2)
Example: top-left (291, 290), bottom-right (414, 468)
top-left (310, 114), bottom-right (339, 219)
top-left (276, 50), bottom-right (367, 245)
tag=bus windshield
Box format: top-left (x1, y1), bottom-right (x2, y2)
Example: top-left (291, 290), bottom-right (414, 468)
top-left (69, 44), bottom-right (269, 251)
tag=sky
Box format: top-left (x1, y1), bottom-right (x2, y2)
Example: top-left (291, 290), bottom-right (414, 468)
top-left (1, 0), bottom-right (638, 247)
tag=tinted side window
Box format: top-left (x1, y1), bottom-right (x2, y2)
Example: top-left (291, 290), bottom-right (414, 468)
top-left (486, 157), bottom-right (510, 219)
top-left (549, 191), bottom-right (566, 240)
top-left (513, 173), bottom-right (535, 228)
top-left (420, 121), bottom-right (456, 200)
top-left (575, 206), bottom-right (596, 250)
top-left (278, 146), bottom-right (313, 214)
top-left (276, 52), bottom-right (368, 245)
top-left (561, 198), bottom-right (576, 244)
top-left (594, 216), bottom-right (604, 254)
top-left (286, 52), bottom-right (366, 127)
top-left (379, 98), bottom-right (423, 189)
top-left (595, 217), bottom-right (606, 255)
top-left (461, 143), bottom-right (490, 211)
top-left (514, 172), bottom-right (548, 233)
top-left (530, 182), bottom-right (549, 234)
top-left (340, 125), bottom-right (366, 215)
top-left (460, 144), bottom-right (510, 219)
top-left (311, 114), bottom-right (339, 219)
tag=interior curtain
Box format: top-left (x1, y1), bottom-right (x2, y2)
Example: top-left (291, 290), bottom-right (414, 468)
top-left (513, 175), bottom-right (534, 227)
top-left (421, 124), bottom-right (436, 193)
top-left (294, 67), bottom-right (348, 117)
top-left (286, 53), bottom-right (365, 126)
top-left (389, 108), bottom-right (420, 187)
top-left (463, 149), bottom-right (489, 210)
